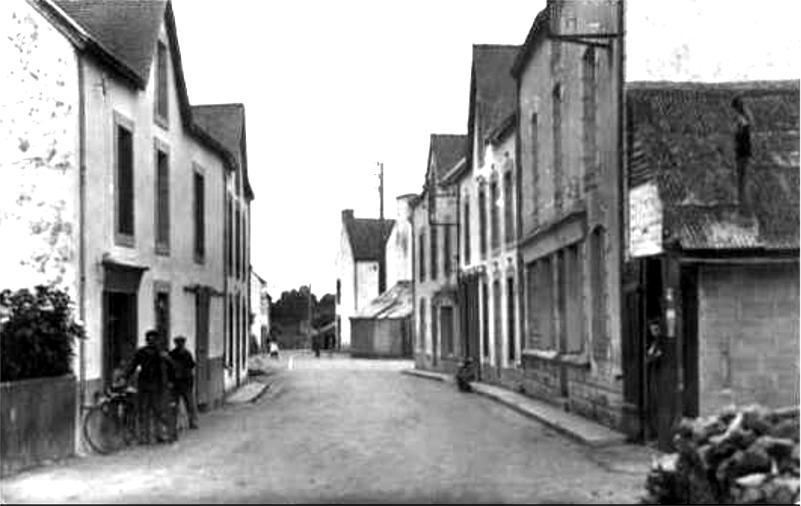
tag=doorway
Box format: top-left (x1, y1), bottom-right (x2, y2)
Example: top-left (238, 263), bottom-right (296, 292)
top-left (103, 291), bottom-right (138, 386)
top-left (195, 289), bottom-right (211, 408)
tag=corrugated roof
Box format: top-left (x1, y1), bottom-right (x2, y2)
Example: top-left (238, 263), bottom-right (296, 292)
top-left (353, 281), bottom-right (412, 319)
top-left (627, 80), bottom-right (800, 251)
top-left (54, 0), bottom-right (166, 86)
top-left (344, 215), bottom-right (395, 262)
top-left (473, 44), bottom-right (520, 144)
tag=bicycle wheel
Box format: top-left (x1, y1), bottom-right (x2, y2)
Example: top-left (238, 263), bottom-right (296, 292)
top-left (83, 400), bottom-right (128, 455)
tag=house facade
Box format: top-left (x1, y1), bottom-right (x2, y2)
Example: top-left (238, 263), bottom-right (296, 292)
top-left (1, 0), bottom-right (251, 415)
top-left (511, 1), bottom-right (626, 431)
top-left (335, 209), bottom-right (394, 350)
top-left (412, 134), bottom-right (464, 373)
top-left (451, 45), bottom-right (522, 384)
top-left (192, 103), bottom-right (253, 392)
top-left (623, 81), bottom-right (800, 447)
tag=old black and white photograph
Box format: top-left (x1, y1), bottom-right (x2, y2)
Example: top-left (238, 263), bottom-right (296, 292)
top-left (1, 0), bottom-right (799, 503)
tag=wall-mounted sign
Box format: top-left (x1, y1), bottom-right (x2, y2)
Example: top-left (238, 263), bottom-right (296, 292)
top-left (429, 190), bottom-right (458, 226)
top-left (628, 181), bottom-right (663, 257)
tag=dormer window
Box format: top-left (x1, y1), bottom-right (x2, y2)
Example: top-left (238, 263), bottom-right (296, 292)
top-left (155, 41), bottom-right (169, 127)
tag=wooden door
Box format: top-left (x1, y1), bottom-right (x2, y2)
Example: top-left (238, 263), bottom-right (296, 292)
top-left (195, 289), bottom-right (211, 408)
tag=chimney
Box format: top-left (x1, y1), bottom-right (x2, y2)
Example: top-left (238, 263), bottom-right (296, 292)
top-left (396, 194), bottom-right (417, 222)
top-left (341, 209), bottom-right (354, 222)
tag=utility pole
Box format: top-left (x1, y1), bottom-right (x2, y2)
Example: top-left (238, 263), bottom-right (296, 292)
top-left (377, 162), bottom-right (384, 221)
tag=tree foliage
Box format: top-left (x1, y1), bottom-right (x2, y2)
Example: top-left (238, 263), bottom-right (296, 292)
top-left (0, 285), bottom-right (85, 382)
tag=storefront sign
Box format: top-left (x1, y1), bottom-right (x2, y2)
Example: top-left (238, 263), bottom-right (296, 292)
top-left (629, 181), bottom-right (663, 257)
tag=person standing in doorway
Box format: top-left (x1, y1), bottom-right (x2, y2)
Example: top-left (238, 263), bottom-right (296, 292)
top-left (169, 335), bottom-right (199, 430)
top-left (124, 329), bottom-right (173, 444)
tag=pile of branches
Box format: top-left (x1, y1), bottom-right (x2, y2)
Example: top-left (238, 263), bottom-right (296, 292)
top-left (642, 404), bottom-right (799, 504)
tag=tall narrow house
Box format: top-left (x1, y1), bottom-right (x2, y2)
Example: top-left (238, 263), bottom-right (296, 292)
top-left (335, 210), bottom-right (394, 350)
top-left (512, 0), bottom-right (626, 430)
top-left (412, 134), bottom-right (464, 373)
top-left (452, 45), bottom-right (521, 382)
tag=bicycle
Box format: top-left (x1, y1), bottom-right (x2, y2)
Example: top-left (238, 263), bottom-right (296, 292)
top-left (82, 384), bottom-right (139, 454)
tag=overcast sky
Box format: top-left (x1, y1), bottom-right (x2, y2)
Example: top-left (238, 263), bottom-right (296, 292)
top-left (171, 0), bottom-right (799, 297)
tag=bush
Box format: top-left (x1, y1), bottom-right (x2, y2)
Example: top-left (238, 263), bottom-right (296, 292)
top-left (0, 285), bottom-right (85, 382)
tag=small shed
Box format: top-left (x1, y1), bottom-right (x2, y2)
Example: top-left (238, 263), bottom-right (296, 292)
top-left (350, 281), bottom-right (412, 358)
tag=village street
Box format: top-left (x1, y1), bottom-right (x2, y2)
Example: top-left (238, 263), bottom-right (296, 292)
top-left (1, 352), bottom-right (651, 504)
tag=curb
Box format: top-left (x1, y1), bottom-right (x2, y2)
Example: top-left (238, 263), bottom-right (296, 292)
top-left (400, 368), bottom-right (627, 448)
top-left (469, 383), bottom-right (627, 448)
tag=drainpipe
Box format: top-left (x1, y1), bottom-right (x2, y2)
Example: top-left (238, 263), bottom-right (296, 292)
top-left (77, 53), bottom-right (87, 412)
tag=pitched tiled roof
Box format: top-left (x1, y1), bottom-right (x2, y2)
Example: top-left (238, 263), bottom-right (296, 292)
top-left (353, 281), bottom-right (412, 319)
top-left (53, 0), bottom-right (166, 87)
top-left (344, 215), bottom-right (395, 262)
top-left (627, 80), bottom-right (800, 251)
top-left (192, 104), bottom-right (254, 199)
top-left (472, 44), bottom-right (520, 144)
top-left (429, 134), bottom-right (466, 182)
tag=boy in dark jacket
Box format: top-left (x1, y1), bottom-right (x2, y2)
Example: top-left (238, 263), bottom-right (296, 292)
top-left (169, 335), bottom-right (199, 429)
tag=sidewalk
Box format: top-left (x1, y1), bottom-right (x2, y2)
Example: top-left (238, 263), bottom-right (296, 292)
top-left (402, 368), bottom-right (628, 447)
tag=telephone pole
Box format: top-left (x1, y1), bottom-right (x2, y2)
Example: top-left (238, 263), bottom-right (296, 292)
top-left (377, 162), bottom-right (384, 221)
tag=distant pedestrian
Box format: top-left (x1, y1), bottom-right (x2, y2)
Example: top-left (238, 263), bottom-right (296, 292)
top-left (312, 333), bottom-right (321, 358)
top-left (269, 340), bottom-right (280, 359)
top-left (169, 336), bottom-right (199, 430)
top-left (124, 329), bottom-right (173, 444)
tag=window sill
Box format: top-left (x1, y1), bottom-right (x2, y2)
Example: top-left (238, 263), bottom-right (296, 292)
top-left (521, 349), bottom-right (590, 368)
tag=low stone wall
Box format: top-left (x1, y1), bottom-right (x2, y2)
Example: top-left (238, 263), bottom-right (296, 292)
top-left (1, 374), bottom-right (76, 477)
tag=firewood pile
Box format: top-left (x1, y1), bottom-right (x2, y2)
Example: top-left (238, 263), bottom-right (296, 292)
top-left (641, 404), bottom-right (800, 504)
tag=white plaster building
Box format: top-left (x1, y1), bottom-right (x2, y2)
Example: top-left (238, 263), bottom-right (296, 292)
top-left (1, 0), bottom-right (253, 411)
top-left (334, 209), bottom-right (393, 350)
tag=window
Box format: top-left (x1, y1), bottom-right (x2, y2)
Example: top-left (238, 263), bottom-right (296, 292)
top-left (154, 282), bottom-right (170, 349)
top-left (441, 306), bottom-right (454, 357)
top-left (193, 169), bottom-right (205, 262)
top-left (155, 143), bottom-right (169, 254)
top-left (235, 204), bottom-right (241, 279)
top-left (115, 115), bottom-right (134, 245)
top-left (479, 185), bottom-right (487, 259)
top-left (590, 228), bottom-right (607, 354)
top-left (552, 84), bottom-right (563, 211)
top-left (531, 113), bottom-right (539, 222)
top-left (226, 196), bottom-right (233, 275)
top-left (583, 47), bottom-right (598, 181)
top-left (463, 197), bottom-right (471, 265)
top-left (155, 41), bottom-right (168, 125)
top-left (431, 301), bottom-right (438, 358)
top-left (504, 171), bottom-right (514, 244)
top-left (482, 279), bottom-right (489, 357)
top-left (430, 227), bottom-right (438, 280)
top-left (443, 226), bottom-right (452, 276)
top-left (227, 300), bottom-right (234, 368)
top-left (528, 258), bottom-right (554, 350)
top-left (418, 298), bottom-right (427, 352)
top-left (564, 244), bottom-right (584, 353)
top-left (490, 180), bottom-right (499, 250)
top-left (507, 276), bottom-right (516, 362)
top-left (493, 278), bottom-right (502, 362)
top-left (418, 231), bottom-right (426, 281)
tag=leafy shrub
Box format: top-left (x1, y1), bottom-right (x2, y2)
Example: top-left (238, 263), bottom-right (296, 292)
top-left (0, 285), bottom-right (85, 382)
